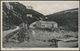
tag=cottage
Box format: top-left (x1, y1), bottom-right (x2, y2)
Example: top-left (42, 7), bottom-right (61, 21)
top-left (29, 20), bottom-right (58, 30)
top-left (36, 21), bottom-right (58, 28)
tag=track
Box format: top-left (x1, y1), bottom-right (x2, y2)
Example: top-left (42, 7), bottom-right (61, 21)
top-left (3, 27), bottom-right (27, 43)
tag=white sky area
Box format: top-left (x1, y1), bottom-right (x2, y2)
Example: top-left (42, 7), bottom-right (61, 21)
top-left (19, 1), bottom-right (79, 15)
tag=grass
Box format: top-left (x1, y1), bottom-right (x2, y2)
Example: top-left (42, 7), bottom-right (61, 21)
top-left (3, 28), bottom-right (78, 48)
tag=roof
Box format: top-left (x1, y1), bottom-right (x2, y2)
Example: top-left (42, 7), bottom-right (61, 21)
top-left (39, 21), bottom-right (57, 24)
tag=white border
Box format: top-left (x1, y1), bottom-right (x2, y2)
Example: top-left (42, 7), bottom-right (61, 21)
top-left (1, 1), bottom-right (79, 50)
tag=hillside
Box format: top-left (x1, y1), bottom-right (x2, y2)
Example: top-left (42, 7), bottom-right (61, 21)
top-left (45, 8), bottom-right (78, 32)
top-left (3, 2), bottom-right (44, 30)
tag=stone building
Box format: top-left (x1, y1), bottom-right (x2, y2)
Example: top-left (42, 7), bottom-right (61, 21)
top-left (30, 20), bottom-right (58, 30)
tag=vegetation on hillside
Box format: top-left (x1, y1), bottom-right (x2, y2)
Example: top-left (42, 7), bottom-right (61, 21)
top-left (45, 8), bottom-right (78, 32)
top-left (3, 2), bottom-right (44, 30)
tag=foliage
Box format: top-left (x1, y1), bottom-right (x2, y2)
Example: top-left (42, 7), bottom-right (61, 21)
top-left (45, 8), bottom-right (78, 31)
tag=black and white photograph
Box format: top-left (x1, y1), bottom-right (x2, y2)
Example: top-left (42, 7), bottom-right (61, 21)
top-left (1, 1), bottom-right (79, 48)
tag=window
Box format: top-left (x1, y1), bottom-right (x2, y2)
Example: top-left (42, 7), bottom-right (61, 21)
top-left (41, 24), bottom-right (46, 28)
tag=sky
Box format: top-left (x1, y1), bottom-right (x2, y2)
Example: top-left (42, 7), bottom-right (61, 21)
top-left (19, 1), bottom-right (79, 15)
